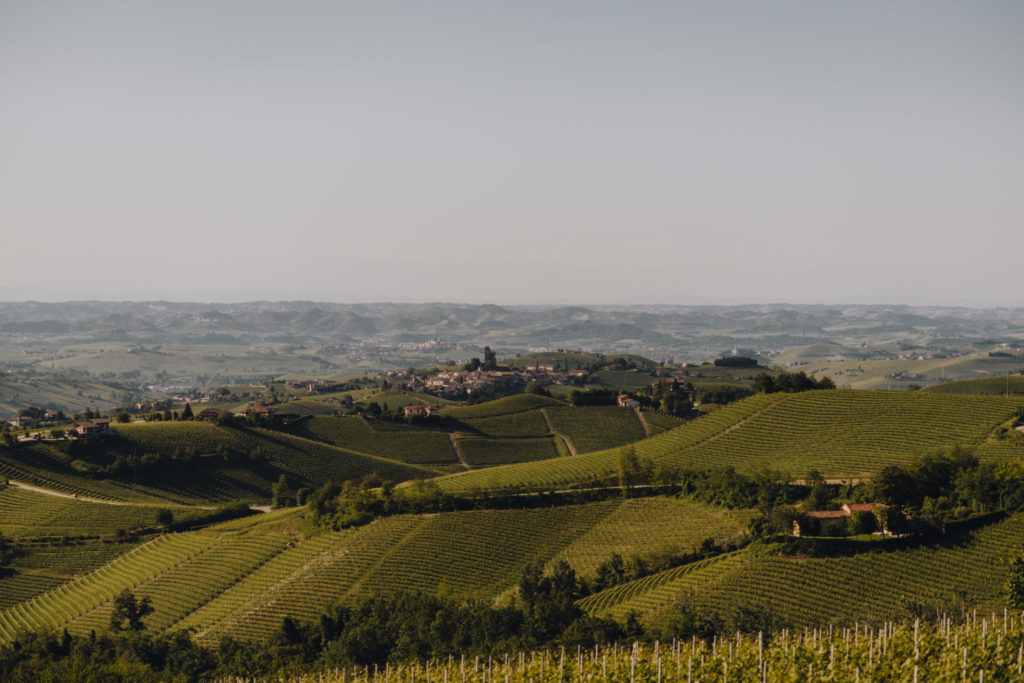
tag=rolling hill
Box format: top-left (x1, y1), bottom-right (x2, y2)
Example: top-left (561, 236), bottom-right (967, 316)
top-left (0, 496), bottom-right (750, 644)
top-left (431, 390), bottom-right (1024, 492)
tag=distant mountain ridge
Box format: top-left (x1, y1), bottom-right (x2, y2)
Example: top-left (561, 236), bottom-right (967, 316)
top-left (0, 302), bottom-right (1022, 361)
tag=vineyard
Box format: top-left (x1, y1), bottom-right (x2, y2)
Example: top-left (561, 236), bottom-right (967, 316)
top-left (923, 375), bottom-right (1024, 395)
top-left (549, 497), bottom-right (752, 577)
top-left (0, 445), bottom-right (174, 503)
top-left (296, 417), bottom-right (460, 468)
top-left (0, 533), bottom-right (219, 642)
top-left (432, 391), bottom-right (1023, 492)
top-left (439, 394), bottom-right (562, 419)
top-left (543, 405), bottom-right (646, 453)
top-left (64, 532), bottom-right (292, 635)
top-left (581, 514), bottom-right (1024, 627)
top-left (654, 390), bottom-right (1023, 476)
top-left (640, 411), bottom-right (686, 435)
top-left (0, 486), bottom-right (165, 539)
top-left (432, 395), bottom-right (781, 492)
top-left (269, 614), bottom-right (1024, 682)
top-left (456, 436), bottom-right (561, 467)
top-left (188, 502), bottom-right (624, 642)
top-left (114, 423), bottom-right (437, 500)
top-left (0, 495), bottom-right (757, 645)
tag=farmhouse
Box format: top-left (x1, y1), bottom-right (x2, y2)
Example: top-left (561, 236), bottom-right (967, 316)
top-left (793, 503), bottom-right (887, 537)
top-left (72, 418), bottom-right (112, 438)
top-left (403, 404), bottom-right (436, 419)
top-left (617, 394), bottom-right (640, 408)
top-left (197, 408), bottom-right (221, 421)
top-left (244, 403), bottom-right (277, 418)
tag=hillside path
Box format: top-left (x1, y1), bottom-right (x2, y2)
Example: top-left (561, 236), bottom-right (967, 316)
top-left (5, 480), bottom-right (130, 506)
top-left (447, 433), bottom-right (470, 470)
top-left (539, 408), bottom-right (578, 456)
top-left (358, 416), bottom-right (375, 431)
top-left (633, 407), bottom-right (650, 437)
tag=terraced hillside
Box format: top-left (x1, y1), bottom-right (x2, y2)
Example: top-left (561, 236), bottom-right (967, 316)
top-left (581, 514), bottom-right (1024, 627)
top-left (433, 391), bottom-right (1023, 492)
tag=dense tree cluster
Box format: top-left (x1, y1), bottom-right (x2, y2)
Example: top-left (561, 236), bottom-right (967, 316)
top-left (752, 371), bottom-right (835, 393)
top-left (869, 446), bottom-right (1024, 533)
top-left (713, 356), bottom-right (761, 368)
top-left (569, 389), bottom-right (618, 406)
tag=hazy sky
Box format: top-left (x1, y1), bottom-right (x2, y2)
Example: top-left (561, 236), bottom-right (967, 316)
top-left (2, 1), bottom-right (1022, 305)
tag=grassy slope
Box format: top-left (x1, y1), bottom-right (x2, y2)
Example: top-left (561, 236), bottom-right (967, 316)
top-left (432, 391), bottom-right (1023, 491)
top-left (581, 514), bottom-right (1024, 627)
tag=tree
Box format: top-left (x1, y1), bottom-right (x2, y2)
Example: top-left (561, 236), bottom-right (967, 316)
top-left (847, 510), bottom-right (876, 536)
top-left (617, 446), bottom-right (646, 495)
top-left (272, 475), bottom-right (294, 508)
top-left (110, 589), bottom-right (154, 631)
top-left (525, 380), bottom-right (550, 396)
top-left (180, 403), bottom-right (194, 421)
top-left (0, 530), bottom-right (13, 566)
top-left (156, 508), bottom-right (174, 527)
top-left (1008, 557), bottom-right (1024, 608)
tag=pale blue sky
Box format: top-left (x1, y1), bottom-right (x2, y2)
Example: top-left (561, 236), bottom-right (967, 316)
top-left (1, 1), bottom-right (1021, 304)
